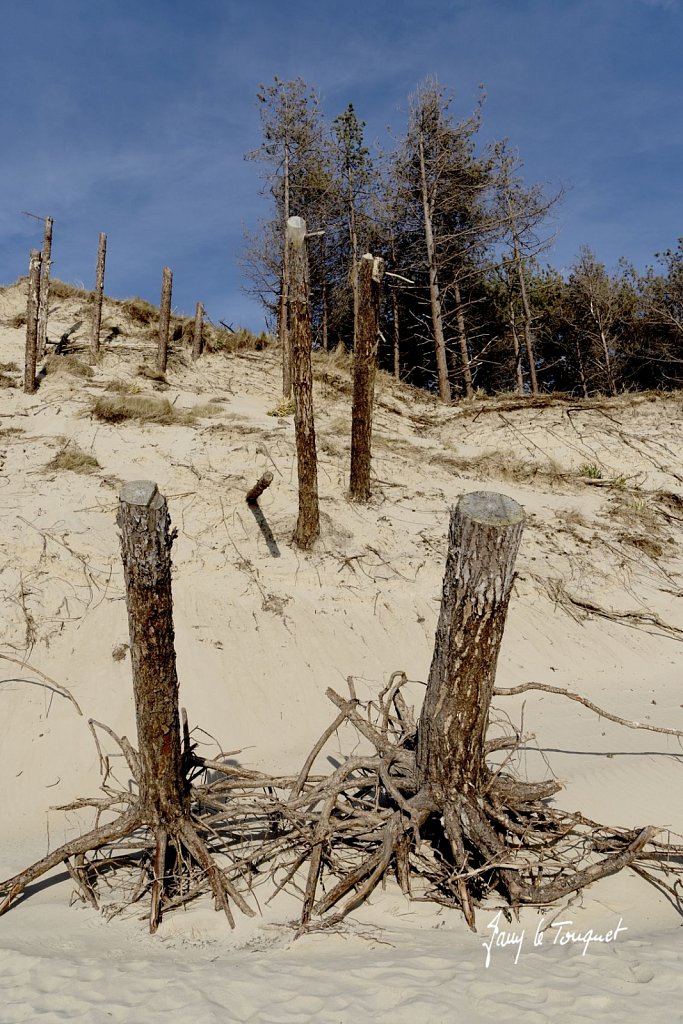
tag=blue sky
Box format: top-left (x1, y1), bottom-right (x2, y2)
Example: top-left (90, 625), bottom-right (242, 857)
top-left (2, 0), bottom-right (681, 331)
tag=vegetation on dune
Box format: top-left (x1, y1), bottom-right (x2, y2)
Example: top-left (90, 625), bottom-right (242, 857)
top-left (45, 440), bottom-right (101, 474)
top-left (90, 393), bottom-right (216, 426)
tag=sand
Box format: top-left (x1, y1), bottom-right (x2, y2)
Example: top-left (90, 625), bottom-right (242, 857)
top-left (0, 280), bottom-right (682, 1022)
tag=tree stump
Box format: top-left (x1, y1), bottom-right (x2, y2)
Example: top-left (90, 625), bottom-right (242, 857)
top-left (418, 491), bottom-right (525, 801)
top-left (157, 267), bottom-right (173, 374)
top-left (24, 249), bottom-right (41, 394)
top-left (192, 301), bottom-right (204, 361)
top-left (91, 232), bottom-right (107, 356)
top-left (349, 254), bottom-right (384, 503)
top-left (288, 216), bottom-right (319, 549)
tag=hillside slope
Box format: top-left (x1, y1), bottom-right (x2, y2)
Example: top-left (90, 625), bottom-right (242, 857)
top-left (1, 279), bottom-right (682, 1023)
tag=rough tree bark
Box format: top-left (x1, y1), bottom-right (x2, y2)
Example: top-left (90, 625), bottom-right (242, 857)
top-left (418, 133), bottom-right (451, 404)
top-left (91, 232), bottom-right (107, 356)
top-left (36, 216), bottom-right (53, 361)
top-left (288, 216), bottom-right (319, 549)
top-left (245, 471), bottom-right (274, 504)
top-left (157, 267), bottom-right (173, 374)
top-left (349, 253), bottom-right (384, 502)
top-left (511, 227), bottom-right (539, 396)
top-left (24, 249), bottom-right (42, 395)
top-left (453, 278), bottom-right (474, 398)
top-left (417, 492), bottom-right (525, 802)
top-left (192, 301), bottom-right (204, 362)
top-left (117, 482), bottom-right (188, 825)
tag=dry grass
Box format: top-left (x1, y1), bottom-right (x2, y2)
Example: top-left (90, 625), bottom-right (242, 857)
top-left (137, 364), bottom-right (167, 383)
top-left (49, 280), bottom-right (93, 302)
top-left (0, 373), bottom-right (17, 389)
top-left (8, 312), bottom-right (26, 329)
top-left (89, 394), bottom-right (216, 426)
top-left (46, 441), bottom-right (101, 475)
top-left (106, 379), bottom-right (142, 395)
top-left (44, 354), bottom-right (94, 379)
top-left (204, 325), bottom-right (270, 354)
top-left (0, 361), bottom-right (19, 372)
top-left (267, 398), bottom-right (296, 417)
top-left (120, 297), bottom-right (158, 326)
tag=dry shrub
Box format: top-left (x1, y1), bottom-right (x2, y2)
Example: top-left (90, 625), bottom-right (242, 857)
top-left (8, 312), bottom-right (26, 328)
top-left (90, 394), bottom-right (215, 426)
top-left (0, 373), bottom-right (17, 389)
top-left (46, 441), bottom-right (101, 474)
top-left (0, 361), bottom-right (19, 372)
top-left (49, 280), bottom-right (93, 302)
top-left (106, 379), bottom-right (141, 395)
top-left (121, 297), bottom-right (158, 326)
top-left (267, 398), bottom-right (296, 417)
top-left (137, 364), bottom-right (167, 383)
top-left (204, 326), bottom-right (270, 353)
top-left (44, 354), bottom-right (94, 378)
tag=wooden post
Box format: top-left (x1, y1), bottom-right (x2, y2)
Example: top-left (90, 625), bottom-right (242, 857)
top-left (350, 253), bottom-right (384, 502)
top-left (287, 216), bottom-right (319, 549)
top-left (117, 481), bottom-right (187, 822)
top-left (91, 232), bottom-right (107, 356)
top-left (417, 492), bottom-right (525, 802)
top-left (36, 217), bottom-right (53, 360)
top-left (192, 301), bottom-right (204, 361)
top-left (157, 267), bottom-right (173, 374)
top-left (24, 250), bottom-right (42, 394)
top-left (246, 471), bottom-right (274, 505)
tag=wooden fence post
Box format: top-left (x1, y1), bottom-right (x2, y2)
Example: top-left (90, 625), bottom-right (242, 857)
top-left (91, 232), bottom-right (107, 356)
top-left (417, 491), bottom-right (525, 802)
top-left (350, 253), bottom-right (384, 502)
top-left (192, 301), bottom-right (204, 361)
top-left (157, 267), bottom-right (173, 373)
top-left (287, 217), bottom-right (319, 549)
top-left (36, 216), bottom-right (53, 360)
top-left (24, 250), bottom-right (42, 394)
top-left (117, 481), bottom-right (187, 822)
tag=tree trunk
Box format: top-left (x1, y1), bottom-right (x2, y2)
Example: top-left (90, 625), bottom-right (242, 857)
top-left (280, 143), bottom-right (292, 398)
top-left (453, 278), bottom-right (474, 398)
top-left (24, 249), bottom-right (41, 395)
top-left (91, 232), bottom-right (107, 356)
top-left (116, 481), bottom-right (187, 823)
top-left (288, 217), bottom-right (320, 549)
top-left (246, 471), bottom-right (274, 505)
top-left (417, 491), bottom-right (525, 802)
top-left (157, 267), bottom-right (173, 374)
top-left (350, 254), bottom-right (384, 502)
top-left (37, 217), bottom-right (53, 361)
top-left (192, 301), bottom-right (204, 361)
top-left (319, 235), bottom-right (329, 352)
top-left (509, 295), bottom-right (525, 395)
top-left (575, 338), bottom-right (589, 398)
top-left (418, 134), bottom-right (451, 403)
top-left (391, 288), bottom-right (401, 380)
top-left (511, 231), bottom-right (539, 396)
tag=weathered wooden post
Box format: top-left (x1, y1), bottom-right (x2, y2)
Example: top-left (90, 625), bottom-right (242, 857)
top-left (417, 491), bottom-right (525, 802)
top-left (156, 267), bottom-right (173, 374)
top-left (91, 232), bottom-right (107, 356)
top-left (36, 216), bottom-right (53, 360)
top-left (192, 301), bottom-right (204, 361)
top-left (246, 471), bottom-right (274, 505)
top-left (24, 250), bottom-right (42, 394)
top-left (349, 253), bottom-right (384, 502)
top-left (288, 216), bottom-right (320, 549)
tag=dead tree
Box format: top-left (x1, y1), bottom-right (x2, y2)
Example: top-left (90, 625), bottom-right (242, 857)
top-left (350, 254), bottom-right (384, 502)
top-left (91, 233), bottom-right (107, 356)
top-left (36, 217), bottom-right (53, 361)
top-left (417, 492), bottom-right (524, 799)
top-left (157, 267), bottom-right (173, 374)
top-left (288, 216), bottom-right (319, 549)
top-left (192, 301), bottom-right (204, 361)
top-left (24, 249), bottom-right (42, 394)
top-left (0, 481), bottom-right (255, 932)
